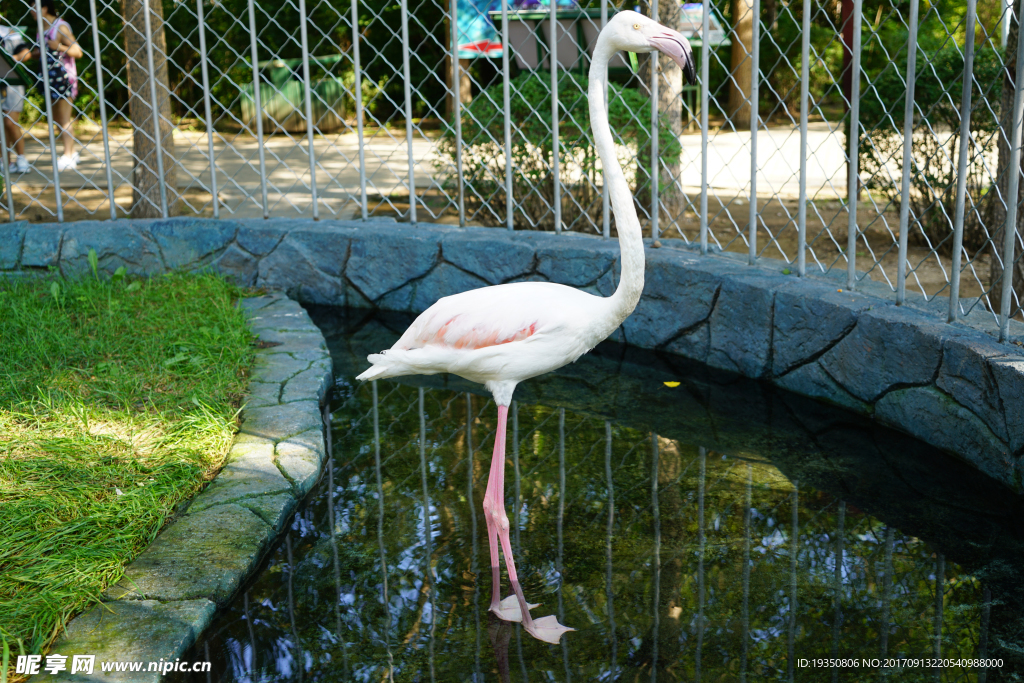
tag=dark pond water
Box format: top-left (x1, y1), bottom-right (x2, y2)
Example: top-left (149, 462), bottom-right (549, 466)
top-left (171, 307), bottom-right (1024, 682)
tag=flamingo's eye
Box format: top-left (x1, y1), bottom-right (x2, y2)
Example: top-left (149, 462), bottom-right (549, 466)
top-left (633, 23), bottom-right (640, 29)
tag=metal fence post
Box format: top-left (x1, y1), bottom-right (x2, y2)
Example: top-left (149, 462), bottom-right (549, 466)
top-left (601, 0), bottom-right (609, 239)
top-left (0, 90), bottom-right (12, 220)
top-left (503, 0), bottom-right (513, 231)
top-left (551, 1), bottom-right (561, 234)
top-left (845, 0), bottom-right (864, 290)
top-left (34, 0), bottom-right (62, 222)
top-left (401, 0), bottom-right (416, 223)
top-left (650, 0), bottom-right (659, 241)
top-left (451, 0), bottom-right (465, 227)
top-left (89, 0), bottom-right (117, 220)
top-left (748, 0), bottom-right (760, 265)
top-left (195, 0), bottom-right (218, 219)
top-left (948, 0), bottom-right (977, 322)
top-left (896, 0), bottom-right (920, 305)
top-left (247, 0), bottom-right (269, 218)
top-left (999, 11), bottom-right (1024, 341)
top-left (142, 0), bottom-right (168, 219)
top-left (298, 0), bottom-right (319, 220)
top-left (797, 0), bottom-right (811, 276)
top-left (351, 0), bottom-right (367, 220)
top-left (699, 0), bottom-right (709, 255)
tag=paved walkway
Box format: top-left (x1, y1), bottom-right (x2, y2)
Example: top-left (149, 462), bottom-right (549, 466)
top-left (5, 121), bottom-right (850, 220)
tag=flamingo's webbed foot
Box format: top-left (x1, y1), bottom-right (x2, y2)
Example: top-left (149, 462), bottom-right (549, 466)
top-left (489, 595), bottom-right (540, 623)
top-left (525, 615), bottom-right (575, 644)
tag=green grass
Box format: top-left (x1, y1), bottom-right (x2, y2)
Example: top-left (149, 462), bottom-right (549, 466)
top-left (0, 261), bottom-right (255, 668)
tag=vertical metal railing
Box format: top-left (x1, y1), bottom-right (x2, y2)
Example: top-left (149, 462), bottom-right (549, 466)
top-left (551, 2), bottom-right (561, 234)
top-left (90, 0), bottom-right (117, 220)
top-left (845, 0), bottom-right (863, 291)
top-left (699, 0), bottom-right (709, 255)
top-left (298, 0), bottom-right (319, 220)
top-left (947, 0), bottom-right (977, 323)
top-left (34, 0), bottom-right (62, 222)
top-left (747, 0), bottom-right (759, 265)
top-left (400, 0), bottom-right (416, 223)
top-left (796, 0), bottom-right (811, 277)
top-left (895, 0), bottom-right (920, 305)
top-left (1000, 12), bottom-right (1024, 341)
top-left (195, 0), bottom-right (218, 219)
top-left (650, 0), bottom-right (660, 242)
top-left (246, 0), bottom-right (269, 218)
top-left (351, 0), bottom-right (368, 220)
top-left (451, 0), bottom-right (465, 227)
top-left (502, 0), bottom-right (513, 231)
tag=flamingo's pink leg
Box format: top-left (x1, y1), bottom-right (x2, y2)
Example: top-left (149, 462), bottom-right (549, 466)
top-left (483, 405), bottom-right (573, 644)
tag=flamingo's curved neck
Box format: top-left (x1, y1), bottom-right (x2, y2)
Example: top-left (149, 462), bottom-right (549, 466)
top-left (589, 36), bottom-right (645, 335)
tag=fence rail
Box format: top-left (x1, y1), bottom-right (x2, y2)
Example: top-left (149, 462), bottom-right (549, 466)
top-left (0, 0), bottom-right (1021, 338)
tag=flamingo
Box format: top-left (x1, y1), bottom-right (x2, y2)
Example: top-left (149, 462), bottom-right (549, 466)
top-left (357, 11), bottom-right (696, 644)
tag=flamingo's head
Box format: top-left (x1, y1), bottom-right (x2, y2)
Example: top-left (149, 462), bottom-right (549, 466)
top-left (607, 10), bottom-right (696, 85)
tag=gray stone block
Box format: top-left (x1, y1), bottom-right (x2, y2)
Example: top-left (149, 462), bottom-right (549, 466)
top-left (145, 218), bottom-right (237, 269)
top-left (108, 505), bottom-right (269, 602)
top-left (0, 222), bottom-right (26, 269)
top-left (250, 354), bottom-right (310, 384)
top-left (347, 229), bottom-right (439, 301)
top-left (237, 223), bottom-right (288, 256)
top-left (771, 284), bottom-right (873, 376)
top-left (189, 442), bottom-right (291, 511)
top-left (241, 400), bottom-right (323, 442)
top-left (875, 386), bottom-right (1014, 488)
top-left (820, 305), bottom-right (948, 402)
top-left (276, 428), bottom-right (326, 497)
top-left (536, 241), bottom-right (617, 286)
top-left (257, 238), bottom-right (344, 305)
top-left (289, 227), bottom-right (353, 279)
top-left (242, 493), bottom-right (298, 531)
top-left (36, 599), bottom-right (215, 683)
top-left (215, 244), bottom-right (259, 287)
top-left (376, 280), bottom-right (417, 311)
top-left (441, 229), bottom-right (535, 284)
top-left (774, 361), bottom-right (871, 415)
top-left (706, 274), bottom-right (776, 378)
top-left (990, 357), bottom-right (1024, 454)
top-left (662, 321), bottom-right (710, 362)
top-left (281, 365), bottom-right (333, 404)
top-left (623, 256), bottom-right (720, 349)
top-left (21, 224), bottom-right (63, 267)
top-left (241, 294), bottom-right (283, 313)
top-left (936, 335), bottom-right (1011, 443)
top-left (61, 223), bottom-right (163, 276)
top-left (411, 262), bottom-right (488, 312)
top-left (244, 381), bottom-right (282, 408)
top-left (250, 330), bottom-right (326, 355)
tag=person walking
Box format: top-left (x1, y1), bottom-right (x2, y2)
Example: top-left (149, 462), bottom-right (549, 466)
top-left (31, 0), bottom-right (81, 171)
top-left (0, 23), bottom-right (30, 173)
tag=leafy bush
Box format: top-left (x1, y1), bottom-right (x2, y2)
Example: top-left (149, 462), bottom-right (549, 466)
top-left (439, 70), bottom-right (680, 232)
top-left (858, 45), bottom-right (1003, 254)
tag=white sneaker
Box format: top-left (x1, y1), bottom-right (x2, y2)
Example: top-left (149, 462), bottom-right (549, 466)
top-left (56, 154), bottom-right (77, 171)
top-left (9, 155), bottom-right (27, 173)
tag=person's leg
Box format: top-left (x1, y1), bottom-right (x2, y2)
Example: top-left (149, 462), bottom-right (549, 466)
top-left (54, 98), bottom-right (74, 159)
top-left (9, 87), bottom-right (25, 158)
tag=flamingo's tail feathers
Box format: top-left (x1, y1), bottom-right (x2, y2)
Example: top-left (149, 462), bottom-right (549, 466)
top-left (356, 353), bottom-right (415, 382)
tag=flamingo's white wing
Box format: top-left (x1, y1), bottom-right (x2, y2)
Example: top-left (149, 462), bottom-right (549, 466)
top-left (357, 281), bottom-right (603, 384)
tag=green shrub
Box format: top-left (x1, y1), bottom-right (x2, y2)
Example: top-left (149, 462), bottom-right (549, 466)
top-left (858, 45), bottom-right (1003, 254)
top-left (439, 70), bottom-right (680, 232)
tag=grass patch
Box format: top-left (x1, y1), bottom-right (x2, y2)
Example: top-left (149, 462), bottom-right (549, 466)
top-left (0, 263), bottom-right (254, 667)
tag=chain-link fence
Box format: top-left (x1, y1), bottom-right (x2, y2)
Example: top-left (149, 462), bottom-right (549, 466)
top-left (0, 0), bottom-right (1021, 337)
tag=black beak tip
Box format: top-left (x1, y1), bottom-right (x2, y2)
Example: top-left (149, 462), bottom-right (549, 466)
top-left (685, 48), bottom-right (697, 85)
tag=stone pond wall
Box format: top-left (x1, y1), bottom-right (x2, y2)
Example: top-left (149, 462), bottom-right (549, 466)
top-left (2, 216), bottom-right (1022, 492)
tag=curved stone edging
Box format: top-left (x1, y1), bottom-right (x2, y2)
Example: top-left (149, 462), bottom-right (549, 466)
top-left (32, 294), bottom-right (333, 683)
top-left (3, 216), bottom-right (1022, 492)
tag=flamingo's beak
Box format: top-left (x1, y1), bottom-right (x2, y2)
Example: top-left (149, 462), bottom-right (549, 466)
top-left (649, 30), bottom-right (696, 85)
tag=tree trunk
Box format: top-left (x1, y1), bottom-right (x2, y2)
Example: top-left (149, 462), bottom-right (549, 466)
top-left (636, 0), bottom-right (685, 234)
top-left (122, 0), bottom-right (178, 218)
top-left (989, 0), bottom-right (1024, 317)
top-left (728, 0), bottom-right (754, 128)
